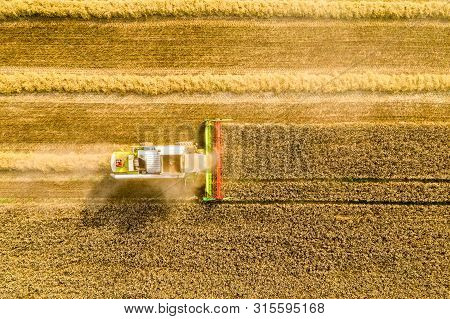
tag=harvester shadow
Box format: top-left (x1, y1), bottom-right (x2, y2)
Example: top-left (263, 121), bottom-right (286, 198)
top-left (81, 175), bottom-right (202, 233)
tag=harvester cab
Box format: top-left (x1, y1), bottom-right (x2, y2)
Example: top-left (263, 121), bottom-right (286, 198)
top-left (110, 119), bottom-right (230, 202)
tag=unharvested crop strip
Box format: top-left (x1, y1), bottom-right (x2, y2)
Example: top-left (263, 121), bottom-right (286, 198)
top-left (220, 199), bottom-right (450, 206)
top-left (1, 202), bottom-right (448, 298)
top-left (224, 180), bottom-right (450, 203)
top-left (0, 71), bottom-right (448, 95)
top-left (222, 123), bottom-right (449, 180)
top-left (0, 0), bottom-right (448, 20)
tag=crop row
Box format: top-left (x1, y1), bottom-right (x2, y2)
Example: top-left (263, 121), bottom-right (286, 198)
top-left (222, 123), bottom-right (449, 180)
top-left (223, 180), bottom-right (449, 203)
top-left (0, 0), bottom-right (448, 20)
top-left (0, 71), bottom-right (449, 95)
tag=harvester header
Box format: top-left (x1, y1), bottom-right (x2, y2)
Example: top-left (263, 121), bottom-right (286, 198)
top-left (202, 119), bottom-right (231, 201)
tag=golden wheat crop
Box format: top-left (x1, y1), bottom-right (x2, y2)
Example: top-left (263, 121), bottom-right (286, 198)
top-left (0, 71), bottom-right (448, 95)
top-left (224, 180), bottom-right (450, 203)
top-left (0, 0), bottom-right (448, 20)
top-left (222, 123), bottom-right (449, 180)
top-left (1, 202), bottom-right (448, 298)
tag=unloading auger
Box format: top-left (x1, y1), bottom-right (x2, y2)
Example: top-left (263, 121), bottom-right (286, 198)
top-left (109, 119), bottom-right (230, 202)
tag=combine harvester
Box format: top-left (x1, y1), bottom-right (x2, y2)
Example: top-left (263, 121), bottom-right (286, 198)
top-left (110, 119), bottom-right (229, 201)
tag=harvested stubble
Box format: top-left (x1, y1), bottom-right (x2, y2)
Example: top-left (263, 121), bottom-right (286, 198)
top-left (0, 202), bottom-right (448, 298)
top-left (222, 123), bottom-right (449, 180)
top-left (1, 20), bottom-right (448, 72)
top-left (0, 151), bottom-right (109, 173)
top-left (224, 180), bottom-right (450, 203)
top-left (0, 71), bottom-right (448, 95)
top-left (0, 0), bottom-right (448, 20)
top-left (1, 97), bottom-right (448, 144)
top-left (0, 181), bottom-right (93, 199)
top-left (0, 179), bottom-right (197, 200)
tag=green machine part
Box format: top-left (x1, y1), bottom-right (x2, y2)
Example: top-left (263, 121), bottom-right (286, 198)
top-left (203, 120), bottom-right (214, 201)
top-left (112, 151), bottom-right (134, 173)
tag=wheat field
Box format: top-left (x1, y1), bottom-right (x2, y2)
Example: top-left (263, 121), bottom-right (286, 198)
top-left (0, 0), bottom-right (449, 299)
